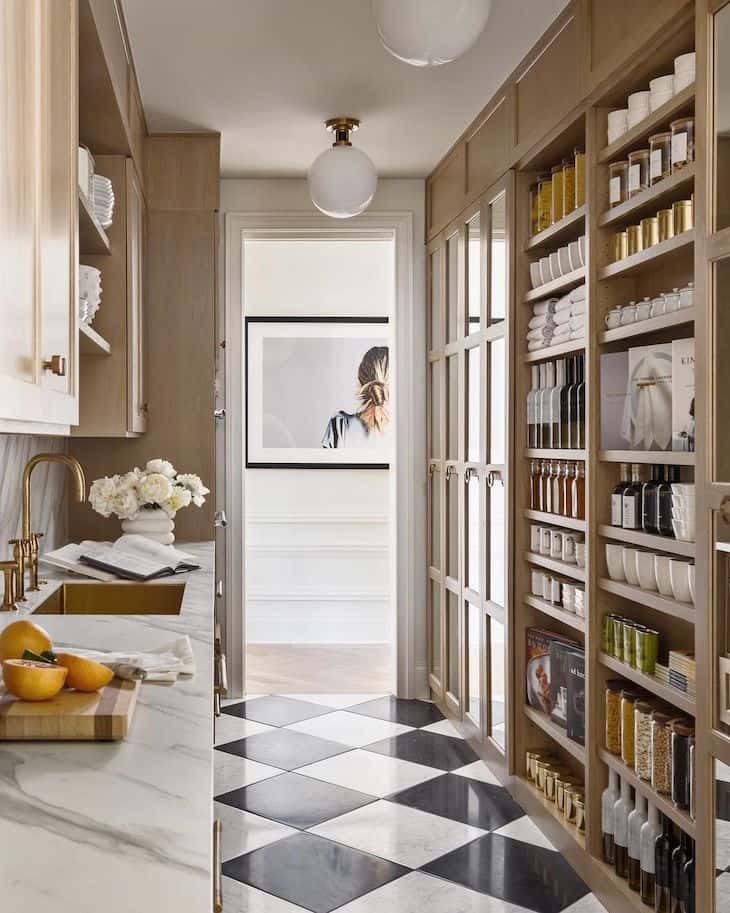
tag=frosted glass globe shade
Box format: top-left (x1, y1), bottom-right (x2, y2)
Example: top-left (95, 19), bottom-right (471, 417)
top-left (372, 0), bottom-right (492, 67)
top-left (308, 144), bottom-right (378, 219)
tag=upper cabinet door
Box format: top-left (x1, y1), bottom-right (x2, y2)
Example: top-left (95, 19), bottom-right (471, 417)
top-left (126, 159), bottom-right (146, 434)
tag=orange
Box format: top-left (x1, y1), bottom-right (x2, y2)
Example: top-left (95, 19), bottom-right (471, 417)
top-left (56, 653), bottom-right (114, 692)
top-left (0, 620), bottom-right (53, 662)
top-left (2, 659), bottom-right (67, 701)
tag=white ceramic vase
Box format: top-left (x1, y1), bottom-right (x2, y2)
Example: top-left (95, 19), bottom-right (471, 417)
top-left (121, 507), bottom-right (175, 544)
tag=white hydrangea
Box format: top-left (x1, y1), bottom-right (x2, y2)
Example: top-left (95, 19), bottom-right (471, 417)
top-left (139, 472), bottom-right (173, 505)
top-left (145, 459), bottom-right (176, 479)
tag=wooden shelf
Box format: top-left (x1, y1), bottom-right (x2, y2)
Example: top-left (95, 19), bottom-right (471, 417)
top-left (524, 338), bottom-right (586, 363)
top-left (523, 704), bottom-right (586, 763)
top-left (526, 551), bottom-right (586, 582)
top-left (79, 322), bottom-right (111, 356)
top-left (598, 749), bottom-right (696, 837)
top-left (524, 594), bottom-right (586, 633)
top-left (598, 524), bottom-right (695, 558)
top-left (599, 308), bottom-right (695, 345)
top-left (598, 578), bottom-right (695, 623)
top-left (599, 653), bottom-right (696, 716)
top-left (524, 509), bottom-right (586, 532)
top-left (527, 449), bottom-right (586, 460)
top-left (524, 267), bottom-right (586, 302)
top-left (598, 231), bottom-right (695, 280)
top-left (511, 775), bottom-right (586, 852)
top-left (598, 165), bottom-right (695, 229)
top-left (593, 855), bottom-right (655, 913)
top-left (79, 190), bottom-right (111, 255)
top-left (600, 450), bottom-right (695, 466)
top-left (525, 206), bottom-right (587, 252)
top-left (598, 85), bottom-right (695, 164)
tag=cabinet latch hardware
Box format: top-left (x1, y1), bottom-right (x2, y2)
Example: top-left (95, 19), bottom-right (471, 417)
top-left (214, 409), bottom-right (226, 420)
top-left (42, 355), bottom-right (66, 376)
top-left (214, 510), bottom-right (228, 528)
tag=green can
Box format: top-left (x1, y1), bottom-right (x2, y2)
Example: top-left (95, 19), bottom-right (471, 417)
top-left (622, 620), bottom-right (637, 668)
top-left (602, 614), bottom-right (618, 655)
top-left (612, 615), bottom-right (625, 662)
top-left (636, 627), bottom-right (660, 675)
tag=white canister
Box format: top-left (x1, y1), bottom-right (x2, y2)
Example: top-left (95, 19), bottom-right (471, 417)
top-left (620, 302), bottom-right (637, 325)
top-left (679, 282), bottom-right (694, 310)
top-left (607, 109), bottom-right (629, 139)
top-left (530, 525), bottom-right (543, 553)
top-left (664, 288), bottom-right (681, 313)
top-left (531, 570), bottom-right (546, 597)
top-left (628, 90), bottom-right (651, 114)
top-left (540, 527), bottom-right (552, 556)
top-left (561, 532), bottom-right (577, 564)
top-left (650, 295), bottom-right (666, 318)
top-left (635, 297), bottom-right (652, 321)
top-left (550, 529), bottom-right (564, 560)
top-left (605, 306), bottom-right (623, 329)
top-left (562, 583), bottom-right (575, 613)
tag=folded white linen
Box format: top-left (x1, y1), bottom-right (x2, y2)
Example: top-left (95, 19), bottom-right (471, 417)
top-left (570, 284), bottom-right (587, 302)
top-left (527, 325), bottom-right (556, 341)
top-left (570, 300), bottom-right (585, 316)
top-left (570, 315), bottom-right (586, 329)
top-left (554, 296), bottom-right (572, 313)
top-left (527, 339), bottom-right (548, 352)
top-left (528, 314), bottom-right (546, 330)
top-left (570, 328), bottom-right (585, 340)
top-left (553, 310), bottom-right (571, 326)
top-left (551, 325), bottom-right (571, 340)
top-left (67, 636), bottom-right (196, 683)
top-left (532, 299), bottom-right (558, 317)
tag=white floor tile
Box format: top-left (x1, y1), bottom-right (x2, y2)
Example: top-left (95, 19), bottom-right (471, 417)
top-left (492, 815), bottom-right (556, 851)
top-left (215, 713), bottom-right (276, 746)
top-left (718, 760), bottom-right (730, 782)
top-left (309, 799), bottom-right (486, 869)
top-left (420, 718), bottom-right (464, 739)
top-left (451, 761), bottom-right (501, 787)
top-left (215, 802), bottom-right (297, 860)
top-left (281, 693), bottom-right (389, 709)
top-left (222, 878), bottom-right (307, 913)
top-left (214, 751), bottom-right (283, 795)
top-left (561, 895), bottom-right (610, 913)
top-left (336, 871), bottom-right (534, 913)
top-left (286, 710), bottom-right (413, 747)
top-left (297, 748), bottom-right (442, 798)
top-left (716, 873), bottom-right (730, 913)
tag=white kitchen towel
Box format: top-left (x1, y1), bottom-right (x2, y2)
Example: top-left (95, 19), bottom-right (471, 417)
top-left (570, 300), bottom-right (585, 316)
top-left (532, 299), bottom-right (558, 317)
top-left (528, 314), bottom-right (548, 330)
top-left (570, 284), bottom-right (587, 302)
top-left (570, 315), bottom-right (586, 330)
top-left (553, 309), bottom-right (571, 326)
top-left (554, 295), bottom-right (572, 313)
top-left (67, 636), bottom-right (196, 683)
top-left (569, 329), bottom-right (585, 340)
top-left (527, 339), bottom-right (548, 352)
top-left (527, 325), bottom-right (555, 341)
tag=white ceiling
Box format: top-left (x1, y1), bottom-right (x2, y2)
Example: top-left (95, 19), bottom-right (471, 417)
top-left (121, 0), bottom-right (568, 178)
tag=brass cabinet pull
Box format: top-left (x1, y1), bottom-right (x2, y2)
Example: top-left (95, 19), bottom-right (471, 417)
top-left (213, 819), bottom-right (223, 912)
top-left (42, 355), bottom-right (66, 376)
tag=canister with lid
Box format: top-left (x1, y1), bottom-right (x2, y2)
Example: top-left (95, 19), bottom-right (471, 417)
top-left (609, 160), bottom-right (629, 207)
top-left (622, 620), bottom-right (638, 668)
top-left (628, 149), bottom-right (650, 196)
top-left (657, 208), bottom-right (674, 242)
top-left (551, 164), bottom-right (564, 224)
top-left (673, 198), bottom-right (694, 233)
top-left (537, 174), bottom-right (552, 232)
top-left (612, 231), bottom-right (628, 262)
top-left (606, 679), bottom-right (623, 755)
top-left (670, 117), bottom-right (695, 170)
top-left (627, 224), bottom-right (643, 256)
top-left (649, 132), bottom-right (672, 184)
top-left (621, 689), bottom-right (641, 767)
top-left (641, 216), bottom-right (659, 249)
top-left (612, 615), bottom-right (626, 660)
top-left (562, 159), bottom-right (576, 214)
top-left (574, 148), bottom-right (586, 207)
top-left (636, 627), bottom-right (660, 675)
top-left (671, 721), bottom-right (693, 810)
top-left (557, 773), bottom-right (580, 815)
top-left (529, 183), bottom-right (540, 237)
top-left (652, 711), bottom-right (679, 794)
top-left (634, 699), bottom-right (654, 781)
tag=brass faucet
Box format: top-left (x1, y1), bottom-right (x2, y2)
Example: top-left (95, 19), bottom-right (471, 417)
top-left (17, 453), bottom-right (86, 592)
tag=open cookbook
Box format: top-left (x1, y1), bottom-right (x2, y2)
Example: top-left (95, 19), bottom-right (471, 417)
top-left (40, 534), bottom-right (201, 582)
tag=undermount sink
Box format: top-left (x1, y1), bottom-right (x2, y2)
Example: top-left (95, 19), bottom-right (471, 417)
top-left (32, 582), bottom-right (185, 616)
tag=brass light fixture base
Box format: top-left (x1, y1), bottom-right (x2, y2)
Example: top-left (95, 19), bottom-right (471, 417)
top-left (325, 117), bottom-right (361, 146)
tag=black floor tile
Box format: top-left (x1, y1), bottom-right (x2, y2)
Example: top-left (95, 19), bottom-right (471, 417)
top-left (366, 729), bottom-right (479, 771)
top-left (222, 831), bottom-right (408, 913)
top-left (222, 695), bottom-right (331, 727)
top-left (216, 771), bottom-right (376, 829)
top-left (422, 832), bottom-right (590, 913)
top-left (217, 727), bottom-right (348, 770)
top-left (349, 696), bottom-right (445, 727)
top-left (388, 773), bottom-right (524, 831)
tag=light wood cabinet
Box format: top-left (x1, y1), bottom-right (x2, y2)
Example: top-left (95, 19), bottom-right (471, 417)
top-left (126, 158), bottom-right (147, 434)
top-left (0, 0), bottom-right (78, 431)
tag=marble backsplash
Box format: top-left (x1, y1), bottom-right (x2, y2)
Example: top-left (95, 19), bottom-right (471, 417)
top-left (0, 434), bottom-right (69, 552)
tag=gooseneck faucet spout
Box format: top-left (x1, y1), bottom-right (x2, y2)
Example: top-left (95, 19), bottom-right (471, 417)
top-left (21, 453), bottom-right (86, 541)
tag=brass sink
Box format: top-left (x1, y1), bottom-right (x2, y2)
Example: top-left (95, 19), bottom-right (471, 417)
top-left (32, 582), bottom-right (185, 616)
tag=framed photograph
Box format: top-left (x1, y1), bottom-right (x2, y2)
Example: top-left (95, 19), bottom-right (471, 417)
top-left (245, 317), bottom-right (392, 468)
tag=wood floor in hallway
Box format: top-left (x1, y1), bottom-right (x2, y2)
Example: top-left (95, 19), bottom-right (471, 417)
top-left (246, 644), bottom-right (394, 694)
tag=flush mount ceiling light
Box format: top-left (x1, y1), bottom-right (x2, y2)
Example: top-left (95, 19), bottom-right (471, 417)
top-left (308, 118), bottom-right (378, 219)
top-left (372, 0), bottom-right (492, 67)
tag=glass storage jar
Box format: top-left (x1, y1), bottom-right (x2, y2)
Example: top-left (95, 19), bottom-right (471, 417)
top-left (650, 294), bottom-right (666, 318)
top-left (649, 132), bottom-right (672, 184)
top-left (609, 160), bottom-right (629, 207)
top-left (551, 164), bottom-right (564, 223)
top-left (537, 174), bottom-right (552, 232)
top-left (634, 700), bottom-right (654, 781)
top-left (606, 679), bottom-right (623, 754)
top-left (664, 288), bottom-right (681, 313)
top-left (574, 148), bottom-right (586, 207)
top-left (679, 282), bottom-right (694, 309)
top-left (529, 183), bottom-right (540, 236)
top-left (671, 721), bottom-right (693, 810)
top-left (628, 149), bottom-right (651, 196)
top-left (670, 117), bottom-right (695, 170)
top-left (651, 711), bottom-right (678, 794)
top-left (621, 301), bottom-right (638, 325)
top-left (635, 297), bottom-right (652, 321)
top-left (621, 689), bottom-right (641, 767)
top-left (562, 158), bottom-right (576, 214)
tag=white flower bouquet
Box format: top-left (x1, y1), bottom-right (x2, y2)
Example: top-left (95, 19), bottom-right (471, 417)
top-left (89, 459), bottom-right (210, 520)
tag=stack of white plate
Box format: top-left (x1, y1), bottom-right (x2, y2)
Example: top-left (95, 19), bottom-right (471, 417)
top-left (649, 74), bottom-right (674, 112)
top-left (627, 91), bottom-right (651, 129)
top-left (92, 174), bottom-right (114, 229)
top-left (674, 52), bottom-right (695, 92)
top-left (79, 265), bottom-right (102, 325)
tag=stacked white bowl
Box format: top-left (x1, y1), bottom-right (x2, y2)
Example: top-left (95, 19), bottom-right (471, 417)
top-left (627, 91), bottom-right (651, 129)
top-left (607, 109), bottom-right (629, 145)
top-left (79, 265), bottom-right (102, 325)
top-left (605, 543), bottom-right (695, 604)
top-left (649, 74), bottom-right (674, 112)
top-left (674, 52), bottom-right (696, 92)
top-left (529, 235), bottom-right (586, 288)
top-left (671, 483), bottom-right (695, 542)
top-left (93, 174), bottom-right (115, 229)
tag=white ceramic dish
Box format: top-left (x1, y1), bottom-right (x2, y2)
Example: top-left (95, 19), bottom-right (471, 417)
top-left (568, 240), bottom-right (582, 272)
top-left (674, 70), bottom-right (694, 93)
top-left (578, 235), bottom-right (586, 265)
top-left (606, 544), bottom-right (626, 582)
top-left (669, 559), bottom-right (692, 603)
top-left (530, 262), bottom-right (542, 289)
top-left (654, 555), bottom-right (675, 597)
top-left (549, 252), bottom-right (562, 280)
top-left (650, 74), bottom-right (674, 94)
top-left (637, 552), bottom-right (658, 592)
top-left (622, 547), bottom-right (641, 587)
top-left (558, 246), bottom-right (572, 276)
top-left (628, 90), bottom-right (651, 112)
top-left (688, 564), bottom-right (695, 604)
top-left (539, 256), bottom-right (553, 285)
top-left (674, 52), bottom-right (696, 73)
top-left (672, 518), bottom-right (696, 542)
top-left (607, 109), bottom-right (628, 135)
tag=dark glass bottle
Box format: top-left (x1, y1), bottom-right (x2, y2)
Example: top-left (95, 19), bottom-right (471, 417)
top-left (655, 815), bottom-right (676, 913)
top-left (657, 466), bottom-right (681, 537)
top-left (541, 361), bottom-right (554, 448)
top-left (622, 463), bottom-right (643, 531)
top-left (641, 465), bottom-right (661, 535)
top-left (574, 355), bottom-right (586, 449)
top-left (670, 833), bottom-right (693, 913)
top-left (681, 854), bottom-right (694, 913)
top-left (611, 463), bottom-right (630, 528)
top-left (565, 355), bottom-right (579, 448)
top-left (529, 460), bottom-right (540, 510)
top-left (540, 460), bottom-right (551, 513)
top-left (527, 365), bottom-right (540, 448)
top-left (560, 356), bottom-right (573, 448)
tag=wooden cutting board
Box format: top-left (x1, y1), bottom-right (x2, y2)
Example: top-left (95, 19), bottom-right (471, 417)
top-left (0, 677), bottom-right (140, 741)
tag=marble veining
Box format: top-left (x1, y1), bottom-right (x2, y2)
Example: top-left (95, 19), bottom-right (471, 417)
top-left (0, 542), bottom-right (214, 913)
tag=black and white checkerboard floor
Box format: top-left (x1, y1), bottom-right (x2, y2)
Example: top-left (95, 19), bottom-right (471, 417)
top-left (215, 694), bottom-right (608, 913)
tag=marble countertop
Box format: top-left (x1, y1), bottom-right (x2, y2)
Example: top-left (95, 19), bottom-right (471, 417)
top-left (0, 541), bottom-right (215, 912)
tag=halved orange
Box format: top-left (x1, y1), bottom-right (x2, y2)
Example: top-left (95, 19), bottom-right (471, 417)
top-left (2, 659), bottom-right (67, 701)
top-left (0, 620), bottom-right (52, 662)
top-left (56, 653), bottom-right (114, 692)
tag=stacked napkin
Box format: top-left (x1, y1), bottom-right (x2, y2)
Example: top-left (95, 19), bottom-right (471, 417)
top-left (526, 283), bottom-right (586, 351)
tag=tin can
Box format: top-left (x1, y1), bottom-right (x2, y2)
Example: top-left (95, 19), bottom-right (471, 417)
top-left (672, 199), bottom-right (694, 233)
top-left (636, 627), bottom-right (660, 675)
top-left (526, 750), bottom-right (544, 781)
top-left (657, 208), bottom-right (674, 242)
top-left (612, 231), bottom-right (628, 262)
top-left (564, 785), bottom-right (584, 824)
top-left (556, 774), bottom-right (579, 814)
top-left (574, 795), bottom-right (586, 834)
top-left (627, 224), bottom-right (643, 256)
top-left (602, 614), bottom-right (618, 654)
top-left (622, 620), bottom-right (637, 668)
top-left (641, 216), bottom-right (659, 248)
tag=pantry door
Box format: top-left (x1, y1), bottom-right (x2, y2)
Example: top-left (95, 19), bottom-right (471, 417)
top-left (427, 174), bottom-right (514, 756)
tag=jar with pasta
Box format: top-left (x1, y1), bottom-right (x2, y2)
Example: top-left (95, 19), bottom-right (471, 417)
top-left (529, 183), bottom-right (540, 237)
top-left (606, 679), bottom-right (623, 754)
top-left (537, 174), bottom-right (552, 232)
top-left (574, 148), bottom-right (586, 207)
top-left (621, 689), bottom-right (641, 767)
top-left (651, 711), bottom-right (678, 795)
top-left (671, 117), bottom-right (695, 171)
top-left (551, 164), bottom-right (564, 224)
top-left (562, 158), bottom-right (576, 214)
top-left (634, 700), bottom-right (654, 781)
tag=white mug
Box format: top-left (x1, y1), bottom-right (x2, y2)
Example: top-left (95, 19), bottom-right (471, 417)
top-left (575, 541), bottom-right (586, 568)
top-left (561, 532), bottom-right (577, 564)
top-left (530, 525), bottom-right (542, 553)
top-left (540, 527), bottom-right (552, 556)
top-left (550, 530), bottom-right (563, 560)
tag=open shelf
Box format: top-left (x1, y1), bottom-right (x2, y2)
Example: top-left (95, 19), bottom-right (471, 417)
top-left (524, 338), bottom-right (586, 363)
top-left (527, 449), bottom-right (586, 460)
top-left (599, 308), bottom-right (695, 345)
top-left (512, 775), bottom-right (587, 852)
top-left (523, 704), bottom-right (586, 763)
top-left (600, 450), bottom-right (695, 466)
top-left (79, 322), bottom-right (111, 356)
top-left (524, 594), bottom-right (586, 633)
top-left (599, 524), bottom-right (695, 558)
top-left (598, 164), bottom-right (695, 229)
top-left (524, 267), bottom-right (586, 302)
top-left (598, 84), bottom-right (695, 164)
top-left (79, 190), bottom-right (111, 255)
top-left (598, 578), bottom-right (695, 623)
top-left (598, 230), bottom-right (695, 280)
top-left (526, 551), bottom-right (586, 582)
top-left (598, 749), bottom-right (696, 837)
top-left (525, 205), bottom-right (586, 252)
top-left (599, 653), bottom-right (696, 716)
top-left (524, 509), bottom-right (586, 532)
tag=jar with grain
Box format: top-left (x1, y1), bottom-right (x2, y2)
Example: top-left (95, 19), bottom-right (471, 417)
top-left (634, 699), bottom-right (654, 781)
top-left (551, 164), bottom-right (564, 223)
top-left (649, 132), bottom-right (672, 184)
top-left (529, 183), bottom-right (540, 237)
top-left (606, 679), bottom-right (623, 755)
top-left (671, 721), bottom-right (693, 810)
top-left (609, 160), bottom-right (629, 207)
top-left (621, 689), bottom-right (641, 767)
top-left (651, 711), bottom-right (679, 795)
top-left (537, 174), bottom-right (553, 232)
top-left (574, 148), bottom-right (586, 207)
top-left (562, 158), bottom-right (576, 214)
top-left (670, 117), bottom-right (695, 171)
top-left (628, 149), bottom-right (650, 196)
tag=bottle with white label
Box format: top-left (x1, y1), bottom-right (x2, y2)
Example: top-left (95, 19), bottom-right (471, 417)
top-left (602, 768), bottom-right (620, 864)
top-left (640, 802), bottom-right (662, 905)
top-left (614, 776), bottom-right (634, 879)
top-left (628, 792), bottom-right (648, 892)
top-left (527, 365), bottom-right (539, 448)
top-left (611, 463), bottom-right (630, 527)
top-left (622, 464), bottom-right (643, 530)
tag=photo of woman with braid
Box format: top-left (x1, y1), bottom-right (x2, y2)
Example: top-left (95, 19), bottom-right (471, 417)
top-left (321, 346), bottom-right (390, 449)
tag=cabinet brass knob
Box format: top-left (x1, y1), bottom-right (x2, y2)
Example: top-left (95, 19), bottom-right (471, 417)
top-left (42, 355), bottom-right (66, 376)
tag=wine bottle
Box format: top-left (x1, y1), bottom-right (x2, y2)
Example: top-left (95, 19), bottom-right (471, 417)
top-left (560, 356), bottom-right (573, 448)
top-left (575, 355), bottom-right (585, 449)
top-left (628, 792), bottom-right (647, 891)
top-left (527, 365), bottom-right (539, 448)
top-left (611, 463), bottom-right (630, 527)
top-left (641, 465), bottom-right (661, 535)
top-left (671, 833), bottom-right (693, 913)
top-left (541, 361), bottom-right (555, 448)
top-left (550, 359), bottom-right (565, 448)
top-left (657, 465), bottom-right (681, 537)
top-left (601, 769), bottom-right (620, 864)
top-left (614, 776), bottom-right (634, 879)
top-left (655, 815), bottom-right (676, 913)
top-left (640, 802), bottom-right (661, 906)
top-left (622, 463), bottom-right (643, 530)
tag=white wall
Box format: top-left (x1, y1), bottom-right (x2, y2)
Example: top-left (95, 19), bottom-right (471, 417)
top-left (221, 180), bottom-right (427, 684)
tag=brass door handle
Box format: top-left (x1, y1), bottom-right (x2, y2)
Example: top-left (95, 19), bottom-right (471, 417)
top-left (42, 355), bottom-right (66, 376)
top-left (213, 819), bottom-right (223, 912)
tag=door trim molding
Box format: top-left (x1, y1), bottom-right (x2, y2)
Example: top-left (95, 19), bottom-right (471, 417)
top-left (224, 209), bottom-right (422, 698)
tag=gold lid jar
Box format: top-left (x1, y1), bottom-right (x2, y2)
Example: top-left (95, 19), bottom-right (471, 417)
top-left (657, 208), bottom-right (674, 242)
top-left (627, 224), bottom-right (644, 256)
top-left (612, 230), bottom-right (629, 262)
top-left (628, 149), bottom-right (650, 197)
